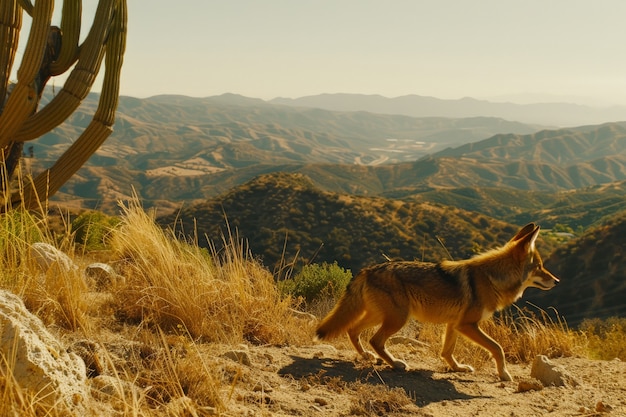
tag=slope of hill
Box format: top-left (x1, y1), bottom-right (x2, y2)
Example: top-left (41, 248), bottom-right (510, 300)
top-left (526, 212), bottom-right (626, 325)
top-left (432, 122), bottom-right (626, 164)
top-left (158, 172), bottom-right (543, 274)
top-left (271, 93), bottom-right (626, 127)
top-left (402, 181), bottom-right (626, 230)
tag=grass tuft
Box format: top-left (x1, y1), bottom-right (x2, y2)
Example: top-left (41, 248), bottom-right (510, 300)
top-left (110, 198), bottom-right (300, 345)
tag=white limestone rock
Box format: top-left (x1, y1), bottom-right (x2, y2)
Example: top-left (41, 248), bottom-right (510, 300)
top-left (0, 290), bottom-right (88, 414)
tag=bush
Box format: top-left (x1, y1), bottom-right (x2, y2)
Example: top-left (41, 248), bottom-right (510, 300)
top-left (579, 317), bottom-right (626, 360)
top-left (72, 211), bottom-right (120, 250)
top-left (279, 261), bottom-right (352, 303)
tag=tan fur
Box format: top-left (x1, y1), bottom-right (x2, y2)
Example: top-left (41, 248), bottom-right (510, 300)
top-left (315, 223), bottom-right (559, 381)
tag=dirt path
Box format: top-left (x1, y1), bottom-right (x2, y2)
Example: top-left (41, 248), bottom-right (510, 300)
top-left (218, 344), bottom-right (626, 416)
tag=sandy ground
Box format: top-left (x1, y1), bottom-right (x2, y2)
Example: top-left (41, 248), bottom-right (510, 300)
top-left (216, 343), bottom-right (626, 416)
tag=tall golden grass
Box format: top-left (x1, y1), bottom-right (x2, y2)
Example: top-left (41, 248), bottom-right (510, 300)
top-left (0, 193), bottom-right (622, 415)
top-left (110, 198), bottom-right (302, 345)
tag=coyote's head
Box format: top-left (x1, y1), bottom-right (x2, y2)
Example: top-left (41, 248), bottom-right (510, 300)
top-left (513, 223), bottom-right (560, 291)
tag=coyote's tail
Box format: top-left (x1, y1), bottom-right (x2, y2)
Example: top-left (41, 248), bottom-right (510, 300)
top-left (315, 273), bottom-right (366, 340)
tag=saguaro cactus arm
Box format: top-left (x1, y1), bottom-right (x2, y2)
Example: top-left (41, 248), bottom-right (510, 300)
top-left (0, 0), bottom-right (127, 210)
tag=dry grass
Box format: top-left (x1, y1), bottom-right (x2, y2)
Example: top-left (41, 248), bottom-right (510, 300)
top-left (0, 195), bottom-right (622, 416)
top-left (110, 198), bottom-right (301, 345)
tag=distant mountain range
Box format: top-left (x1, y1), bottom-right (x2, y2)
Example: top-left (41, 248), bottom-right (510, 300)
top-left (271, 93), bottom-right (626, 127)
top-left (29, 92), bottom-right (626, 213)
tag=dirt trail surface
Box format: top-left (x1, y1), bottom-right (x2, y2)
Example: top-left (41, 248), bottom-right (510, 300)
top-left (217, 344), bottom-right (626, 416)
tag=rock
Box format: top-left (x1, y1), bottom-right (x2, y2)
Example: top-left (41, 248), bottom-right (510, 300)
top-left (30, 242), bottom-right (77, 273)
top-left (0, 289), bottom-right (88, 414)
top-left (314, 397), bottom-right (328, 406)
top-left (530, 355), bottom-right (580, 387)
top-left (596, 401), bottom-right (613, 412)
top-left (165, 396), bottom-right (199, 417)
top-left (253, 381), bottom-right (273, 392)
top-left (85, 262), bottom-right (125, 290)
top-left (222, 350), bottom-right (252, 366)
top-left (516, 378), bottom-right (544, 393)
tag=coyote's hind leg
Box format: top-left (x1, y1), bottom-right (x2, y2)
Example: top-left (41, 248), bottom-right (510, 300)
top-left (369, 314), bottom-right (409, 370)
top-left (347, 312), bottom-right (379, 363)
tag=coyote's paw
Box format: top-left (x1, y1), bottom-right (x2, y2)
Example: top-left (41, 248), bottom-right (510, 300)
top-left (499, 369), bottom-right (513, 382)
top-left (360, 350), bottom-right (378, 362)
top-left (391, 359), bottom-right (408, 371)
top-left (451, 364), bottom-right (475, 373)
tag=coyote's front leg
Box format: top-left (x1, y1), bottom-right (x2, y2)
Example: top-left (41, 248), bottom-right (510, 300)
top-left (441, 323), bottom-right (475, 374)
top-left (456, 322), bottom-right (513, 381)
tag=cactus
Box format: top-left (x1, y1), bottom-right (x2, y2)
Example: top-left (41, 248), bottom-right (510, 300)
top-left (0, 0), bottom-right (127, 209)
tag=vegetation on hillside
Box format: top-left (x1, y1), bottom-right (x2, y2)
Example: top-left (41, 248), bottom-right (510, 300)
top-left (527, 211), bottom-right (626, 325)
top-left (159, 172), bottom-right (529, 274)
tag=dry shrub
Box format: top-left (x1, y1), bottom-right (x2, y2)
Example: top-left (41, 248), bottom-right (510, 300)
top-left (110, 198), bottom-right (299, 345)
top-left (132, 328), bottom-right (224, 411)
top-left (349, 382), bottom-right (413, 416)
top-left (486, 305), bottom-right (578, 363)
top-left (579, 317), bottom-right (626, 360)
top-left (21, 263), bottom-right (90, 332)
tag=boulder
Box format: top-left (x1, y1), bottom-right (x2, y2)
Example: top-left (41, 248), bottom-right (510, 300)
top-left (30, 242), bottom-right (77, 273)
top-left (0, 290), bottom-right (88, 415)
top-left (530, 355), bottom-right (579, 387)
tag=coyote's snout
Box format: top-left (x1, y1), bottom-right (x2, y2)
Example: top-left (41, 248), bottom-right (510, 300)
top-left (315, 223), bottom-right (559, 381)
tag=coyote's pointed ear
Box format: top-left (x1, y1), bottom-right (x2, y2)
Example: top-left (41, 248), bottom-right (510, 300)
top-left (509, 223), bottom-right (537, 243)
top-left (515, 224), bottom-right (540, 253)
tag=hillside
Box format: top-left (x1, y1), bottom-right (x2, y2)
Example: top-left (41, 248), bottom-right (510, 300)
top-left (527, 212), bottom-right (626, 325)
top-left (432, 122), bottom-right (626, 164)
top-left (271, 93), bottom-right (626, 127)
top-left (28, 90), bottom-right (626, 216)
top-left (402, 181), bottom-right (626, 230)
top-left (158, 172), bottom-right (549, 274)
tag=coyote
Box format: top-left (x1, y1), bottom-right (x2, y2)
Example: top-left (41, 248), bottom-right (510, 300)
top-left (315, 223), bottom-right (559, 381)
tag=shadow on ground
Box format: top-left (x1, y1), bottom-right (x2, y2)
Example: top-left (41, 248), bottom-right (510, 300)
top-left (279, 355), bottom-right (489, 407)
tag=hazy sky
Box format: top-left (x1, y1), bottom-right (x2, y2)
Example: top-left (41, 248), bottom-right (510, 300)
top-left (17, 0), bottom-right (626, 105)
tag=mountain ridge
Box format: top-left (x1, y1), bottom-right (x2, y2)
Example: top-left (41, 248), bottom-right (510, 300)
top-left (271, 93), bottom-right (626, 127)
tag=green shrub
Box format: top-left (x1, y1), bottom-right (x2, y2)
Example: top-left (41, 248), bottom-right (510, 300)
top-left (279, 261), bottom-right (352, 303)
top-left (72, 211), bottom-right (120, 250)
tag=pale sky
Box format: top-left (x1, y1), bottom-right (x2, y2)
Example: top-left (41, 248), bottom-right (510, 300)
top-left (16, 1), bottom-right (626, 105)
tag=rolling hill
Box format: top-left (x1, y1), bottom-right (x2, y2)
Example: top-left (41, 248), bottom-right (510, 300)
top-left (157, 172), bottom-right (533, 275)
top-left (37, 104), bottom-right (626, 216)
top-left (157, 171), bottom-right (626, 325)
